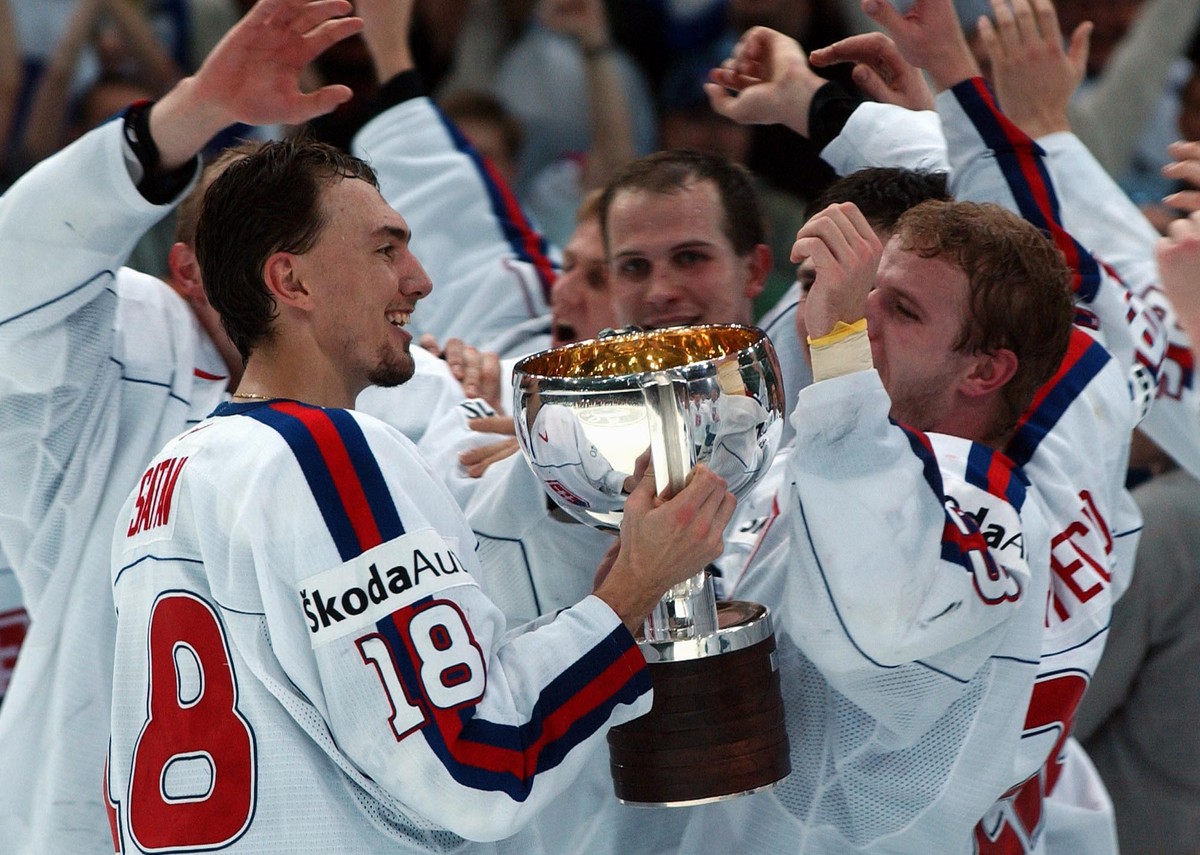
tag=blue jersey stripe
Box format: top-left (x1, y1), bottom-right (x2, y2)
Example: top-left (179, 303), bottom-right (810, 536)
top-left (953, 80), bottom-right (1101, 303)
top-left (234, 402), bottom-right (404, 560)
top-left (1007, 335), bottom-right (1111, 467)
top-left (378, 608), bottom-right (648, 799)
top-left (433, 107), bottom-right (557, 302)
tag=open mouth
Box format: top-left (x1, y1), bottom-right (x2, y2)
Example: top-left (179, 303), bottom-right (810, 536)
top-left (386, 310), bottom-right (411, 328)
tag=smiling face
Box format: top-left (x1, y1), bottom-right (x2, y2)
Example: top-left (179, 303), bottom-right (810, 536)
top-left (865, 240), bottom-right (975, 431)
top-left (289, 178), bottom-right (432, 392)
top-left (606, 179), bottom-right (764, 329)
top-left (551, 216), bottom-right (615, 345)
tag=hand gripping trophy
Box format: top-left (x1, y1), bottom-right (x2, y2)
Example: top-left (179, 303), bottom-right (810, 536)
top-left (513, 324), bottom-right (790, 806)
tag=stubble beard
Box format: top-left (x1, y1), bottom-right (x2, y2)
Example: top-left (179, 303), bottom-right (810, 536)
top-left (368, 343), bottom-right (415, 388)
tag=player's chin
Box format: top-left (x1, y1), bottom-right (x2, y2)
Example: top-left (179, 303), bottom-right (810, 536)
top-left (369, 352), bottom-right (416, 388)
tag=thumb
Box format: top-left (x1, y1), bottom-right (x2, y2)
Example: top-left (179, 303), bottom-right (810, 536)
top-left (1067, 21), bottom-right (1092, 79)
top-left (703, 80), bottom-right (740, 121)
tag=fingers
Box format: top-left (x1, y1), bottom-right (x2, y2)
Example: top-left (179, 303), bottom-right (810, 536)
top-left (478, 350), bottom-right (503, 410)
top-left (441, 338), bottom-right (497, 401)
top-left (458, 438), bottom-right (520, 478)
top-left (989, 0), bottom-right (1021, 59)
top-left (1030, 0), bottom-right (1064, 46)
top-left (1065, 20), bottom-right (1092, 75)
top-left (791, 203), bottom-right (880, 266)
top-left (418, 333), bottom-right (442, 356)
top-left (1164, 212), bottom-right (1200, 242)
top-left (809, 32), bottom-right (895, 70)
top-left (289, 0), bottom-right (356, 34)
top-left (1008, 0), bottom-right (1038, 47)
top-left (298, 14), bottom-right (365, 63)
top-left (976, 14), bottom-right (1002, 64)
top-left (292, 83), bottom-right (356, 119)
top-left (467, 414), bottom-right (516, 435)
top-left (1164, 190), bottom-right (1200, 213)
top-left (624, 458), bottom-right (659, 514)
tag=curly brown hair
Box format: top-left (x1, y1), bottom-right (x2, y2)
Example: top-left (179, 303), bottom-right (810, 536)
top-left (893, 200), bottom-right (1075, 436)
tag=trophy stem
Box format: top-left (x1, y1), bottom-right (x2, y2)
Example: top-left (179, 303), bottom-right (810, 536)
top-left (641, 375), bottom-right (719, 642)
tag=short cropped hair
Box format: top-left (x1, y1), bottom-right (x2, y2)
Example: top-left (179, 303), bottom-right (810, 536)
top-left (597, 149), bottom-right (765, 256)
top-left (893, 200), bottom-right (1074, 434)
top-left (807, 167), bottom-right (950, 233)
top-left (196, 138), bottom-right (379, 363)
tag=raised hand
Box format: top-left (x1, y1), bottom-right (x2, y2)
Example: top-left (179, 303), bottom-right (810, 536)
top-left (976, 0), bottom-right (1091, 137)
top-left (791, 202), bottom-right (882, 341)
top-left (809, 31), bottom-right (934, 111)
top-left (151, 0), bottom-right (362, 168)
top-left (1157, 210), bottom-right (1200, 335)
top-left (859, 0), bottom-right (979, 92)
top-left (1163, 140), bottom-right (1200, 213)
top-left (703, 26), bottom-right (827, 137)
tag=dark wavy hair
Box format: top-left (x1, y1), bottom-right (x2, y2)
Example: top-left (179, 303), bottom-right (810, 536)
top-left (196, 138), bottom-right (379, 363)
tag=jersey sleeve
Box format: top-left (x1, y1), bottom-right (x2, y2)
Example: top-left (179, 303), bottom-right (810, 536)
top-left (937, 80), bottom-right (1166, 420)
top-left (162, 405), bottom-right (649, 843)
top-left (748, 370), bottom-right (1039, 737)
top-left (1037, 131), bottom-right (1200, 479)
top-left (818, 102), bottom-right (951, 176)
top-left (352, 93), bottom-right (555, 353)
top-left (0, 119), bottom-right (193, 613)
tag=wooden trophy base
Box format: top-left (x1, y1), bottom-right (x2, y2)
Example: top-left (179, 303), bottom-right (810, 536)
top-left (606, 601), bottom-right (790, 806)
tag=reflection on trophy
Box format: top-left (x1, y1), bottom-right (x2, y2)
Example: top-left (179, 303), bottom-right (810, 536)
top-left (513, 324), bottom-right (791, 806)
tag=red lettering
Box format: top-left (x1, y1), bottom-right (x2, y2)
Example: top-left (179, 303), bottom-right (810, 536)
top-left (1047, 492), bottom-right (1112, 622)
top-left (126, 457), bottom-right (188, 537)
top-left (153, 458), bottom-right (187, 528)
top-left (126, 468), bottom-right (155, 537)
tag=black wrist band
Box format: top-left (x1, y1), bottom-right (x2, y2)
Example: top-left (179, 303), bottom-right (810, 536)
top-left (123, 99), bottom-right (197, 205)
top-left (808, 81), bottom-right (865, 152)
top-left (124, 99), bottom-right (161, 175)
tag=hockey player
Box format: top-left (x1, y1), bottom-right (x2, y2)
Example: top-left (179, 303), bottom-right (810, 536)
top-left (690, 0), bottom-right (1164, 849)
top-left (104, 125), bottom-right (737, 853)
top-left (0, 3), bottom-right (370, 851)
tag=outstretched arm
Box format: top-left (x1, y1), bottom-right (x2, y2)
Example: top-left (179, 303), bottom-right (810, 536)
top-left (809, 30), bottom-right (934, 111)
top-left (703, 25), bottom-right (828, 137)
top-left (150, 0), bottom-right (361, 169)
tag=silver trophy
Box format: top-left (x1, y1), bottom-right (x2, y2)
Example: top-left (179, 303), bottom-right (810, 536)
top-left (512, 324), bottom-right (790, 805)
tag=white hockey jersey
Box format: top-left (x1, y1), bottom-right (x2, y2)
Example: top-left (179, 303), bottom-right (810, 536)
top-left (106, 400), bottom-right (651, 853)
top-left (0, 115), bottom-right (496, 854)
top-left (679, 367), bottom-right (1051, 854)
top-left (353, 90), bottom-right (556, 356)
top-left (941, 81), bottom-right (1159, 855)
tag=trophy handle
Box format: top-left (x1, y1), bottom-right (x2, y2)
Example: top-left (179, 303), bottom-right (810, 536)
top-left (640, 375), bottom-right (719, 642)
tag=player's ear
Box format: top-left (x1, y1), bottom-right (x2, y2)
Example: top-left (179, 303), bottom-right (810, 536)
top-left (742, 243), bottom-right (771, 300)
top-left (263, 252), bottom-right (313, 310)
top-left (961, 348), bottom-right (1018, 398)
top-left (167, 242), bottom-right (203, 301)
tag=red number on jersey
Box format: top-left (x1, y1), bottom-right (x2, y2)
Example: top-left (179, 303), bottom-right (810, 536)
top-left (127, 592), bottom-right (256, 851)
top-left (974, 670), bottom-right (1089, 853)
